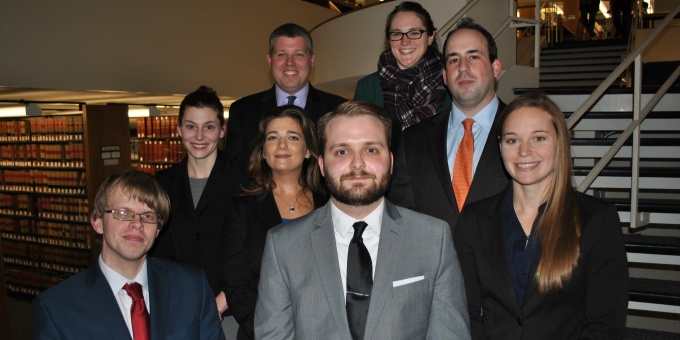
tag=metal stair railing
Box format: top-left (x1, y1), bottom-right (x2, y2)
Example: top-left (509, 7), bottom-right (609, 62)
top-left (566, 4), bottom-right (680, 229)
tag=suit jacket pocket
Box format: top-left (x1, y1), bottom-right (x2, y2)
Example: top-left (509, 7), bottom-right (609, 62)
top-left (390, 277), bottom-right (429, 298)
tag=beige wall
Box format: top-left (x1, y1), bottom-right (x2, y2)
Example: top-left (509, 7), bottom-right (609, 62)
top-left (0, 0), bottom-right (339, 100)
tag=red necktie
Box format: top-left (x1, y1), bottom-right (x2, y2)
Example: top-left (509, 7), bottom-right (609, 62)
top-left (452, 118), bottom-right (474, 212)
top-left (123, 282), bottom-right (150, 340)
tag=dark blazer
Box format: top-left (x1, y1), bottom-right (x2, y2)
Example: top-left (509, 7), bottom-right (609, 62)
top-left (151, 151), bottom-right (239, 296)
top-left (454, 190), bottom-right (629, 339)
top-left (225, 85), bottom-right (346, 186)
top-left (32, 257), bottom-right (224, 340)
top-left (222, 190), bottom-right (327, 338)
top-left (388, 100), bottom-right (509, 233)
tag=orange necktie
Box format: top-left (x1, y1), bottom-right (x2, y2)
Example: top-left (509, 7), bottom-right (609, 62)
top-left (123, 282), bottom-right (150, 340)
top-left (452, 118), bottom-right (474, 212)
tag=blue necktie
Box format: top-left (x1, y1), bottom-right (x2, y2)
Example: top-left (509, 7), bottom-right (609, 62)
top-left (286, 95), bottom-right (296, 106)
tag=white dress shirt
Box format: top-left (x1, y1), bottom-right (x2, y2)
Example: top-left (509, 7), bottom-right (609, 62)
top-left (331, 198), bottom-right (384, 301)
top-left (99, 256), bottom-right (150, 339)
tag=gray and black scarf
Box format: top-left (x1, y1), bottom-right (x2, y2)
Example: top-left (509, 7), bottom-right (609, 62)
top-left (378, 45), bottom-right (447, 129)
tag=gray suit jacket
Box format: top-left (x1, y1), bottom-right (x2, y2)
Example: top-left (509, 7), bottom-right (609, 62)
top-left (254, 199), bottom-right (470, 339)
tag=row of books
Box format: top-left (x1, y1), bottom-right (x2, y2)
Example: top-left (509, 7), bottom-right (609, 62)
top-left (2, 239), bottom-right (90, 270)
top-left (0, 143), bottom-right (84, 167)
top-left (0, 169), bottom-right (87, 194)
top-left (136, 163), bottom-right (174, 175)
top-left (0, 116), bottom-right (84, 142)
top-left (0, 218), bottom-right (90, 249)
top-left (133, 139), bottom-right (186, 163)
top-left (4, 266), bottom-right (72, 295)
top-left (37, 196), bottom-right (90, 223)
top-left (136, 116), bottom-right (180, 138)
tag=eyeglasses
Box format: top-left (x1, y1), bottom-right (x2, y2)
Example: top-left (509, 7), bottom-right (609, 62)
top-left (387, 29), bottom-right (427, 41)
top-left (104, 209), bottom-right (160, 225)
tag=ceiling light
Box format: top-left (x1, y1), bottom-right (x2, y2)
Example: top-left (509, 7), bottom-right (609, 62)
top-left (0, 103), bottom-right (42, 117)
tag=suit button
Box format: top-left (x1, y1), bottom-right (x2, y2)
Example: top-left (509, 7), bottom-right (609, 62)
top-left (517, 317), bottom-right (523, 326)
top-left (194, 233), bottom-right (201, 240)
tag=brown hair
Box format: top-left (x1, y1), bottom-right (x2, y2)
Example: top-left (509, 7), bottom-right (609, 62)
top-left (91, 169), bottom-right (170, 229)
top-left (244, 105), bottom-right (324, 197)
top-left (317, 101), bottom-right (393, 155)
top-left (498, 91), bottom-right (582, 294)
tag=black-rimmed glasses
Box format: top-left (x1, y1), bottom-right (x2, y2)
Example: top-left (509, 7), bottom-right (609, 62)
top-left (387, 29), bottom-right (427, 41)
top-left (104, 209), bottom-right (160, 225)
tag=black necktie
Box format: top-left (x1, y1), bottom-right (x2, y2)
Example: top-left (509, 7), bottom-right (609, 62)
top-left (286, 95), bottom-right (296, 105)
top-left (346, 221), bottom-right (372, 340)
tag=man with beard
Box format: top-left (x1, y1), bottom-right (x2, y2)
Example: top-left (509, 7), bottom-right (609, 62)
top-left (254, 101), bottom-right (470, 339)
top-left (388, 17), bottom-right (510, 233)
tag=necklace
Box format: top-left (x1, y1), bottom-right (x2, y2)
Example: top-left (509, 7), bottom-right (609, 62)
top-left (274, 192), bottom-right (300, 213)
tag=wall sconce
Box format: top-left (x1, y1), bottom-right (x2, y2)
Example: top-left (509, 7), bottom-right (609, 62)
top-left (0, 103), bottom-right (42, 117)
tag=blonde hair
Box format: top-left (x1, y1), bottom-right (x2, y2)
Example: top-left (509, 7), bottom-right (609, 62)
top-left (499, 92), bottom-right (581, 294)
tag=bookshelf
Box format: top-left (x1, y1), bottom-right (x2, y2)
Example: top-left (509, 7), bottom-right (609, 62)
top-left (131, 116), bottom-right (185, 175)
top-left (0, 104), bottom-right (130, 296)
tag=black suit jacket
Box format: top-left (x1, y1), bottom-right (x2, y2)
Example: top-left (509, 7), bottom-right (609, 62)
top-left (454, 189), bottom-right (629, 339)
top-left (151, 151), bottom-right (255, 339)
top-left (388, 100), bottom-right (510, 233)
top-left (225, 85), bottom-right (346, 186)
top-left (33, 258), bottom-right (224, 340)
top-left (222, 190), bottom-right (327, 339)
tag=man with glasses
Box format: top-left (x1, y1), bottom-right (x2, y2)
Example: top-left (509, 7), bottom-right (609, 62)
top-left (33, 170), bottom-right (224, 339)
top-left (226, 22), bottom-right (346, 187)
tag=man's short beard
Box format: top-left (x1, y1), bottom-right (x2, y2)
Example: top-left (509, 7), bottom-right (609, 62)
top-left (324, 170), bottom-right (390, 206)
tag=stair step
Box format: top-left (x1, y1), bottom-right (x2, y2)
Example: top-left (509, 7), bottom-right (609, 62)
top-left (542, 45), bottom-right (627, 55)
top-left (541, 57), bottom-right (623, 67)
top-left (624, 233), bottom-right (680, 255)
top-left (540, 79), bottom-right (622, 87)
top-left (573, 167), bottom-right (678, 177)
top-left (571, 138), bottom-right (680, 146)
top-left (542, 51), bottom-right (625, 61)
top-left (629, 277), bottom-right (680, 307)
top-left (624, 327), bottom-right (680, 339)
top-left (540, 72), bottom-right (614, 80)
top-left (541, 64), bottom-right (621, 74)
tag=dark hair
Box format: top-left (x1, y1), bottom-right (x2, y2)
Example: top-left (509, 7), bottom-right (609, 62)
top-left (317, 101), bottom-right (392, 155)
top-left (269, 23), bottom-right (313, 55)
top-left (178, 86), bottom-right (225, 127)
top-left (498, 91), bottom-right (581, 294)
top-left (244, 105), bottom-right (324, 197)
top-left (91, 169), bottom-right (170, 229)
top-left (385, 1), bottom-right (438, 50)
top-left (443, 17), bottom-right (497, 62)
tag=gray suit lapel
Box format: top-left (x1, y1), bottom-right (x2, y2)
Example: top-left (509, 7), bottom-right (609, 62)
top-left (363, 201), bottom-right (404, 340)
top-left (310, 205), bottom-right (353, 340)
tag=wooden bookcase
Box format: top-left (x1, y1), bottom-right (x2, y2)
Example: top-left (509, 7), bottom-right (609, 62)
top-left (0, 104), bottom-right (130, 296)
top-left (131, 116), bottom-right (184, 175)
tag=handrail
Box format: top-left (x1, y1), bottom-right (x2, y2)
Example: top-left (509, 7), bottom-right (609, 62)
top-left (570, 4), bottom-right (680, 228)
top-left (566, 5), bottom-right (680, 129)
top-left (438, 0), bottom-right (480, 37)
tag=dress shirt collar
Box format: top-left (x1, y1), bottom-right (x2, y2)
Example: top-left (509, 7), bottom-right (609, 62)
top-left (99, 255), bottom-right (149, 299)
top-left (275, 83), bottom-right (310, 108)
top-left (450, 96), bottom-right (499, 131)
top-left (330, 198), bottom-right (384, 239)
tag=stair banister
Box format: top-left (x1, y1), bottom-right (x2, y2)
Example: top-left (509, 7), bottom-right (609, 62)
top-left (437, 0), bottom-right (481, 38)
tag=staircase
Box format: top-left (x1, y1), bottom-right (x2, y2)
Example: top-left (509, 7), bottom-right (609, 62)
top-left (540, 39), bottom-right (629, 88)
top-left (516, 81), bottom-right (680, 335)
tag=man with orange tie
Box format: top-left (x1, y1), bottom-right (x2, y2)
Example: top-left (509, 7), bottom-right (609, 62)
top-left (389, 17), bottom-right (510, 233)
top-left (33, 170), bottom-right (224, 340)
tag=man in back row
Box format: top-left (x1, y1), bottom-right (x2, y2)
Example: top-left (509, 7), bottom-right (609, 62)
top-left (389, 17), bottom-right (510, 233)
top-left (226, 23), bottom-right (346, 186)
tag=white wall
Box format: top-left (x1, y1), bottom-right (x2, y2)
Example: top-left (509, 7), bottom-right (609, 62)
top-left (0, 0), bottom-right (340, 100)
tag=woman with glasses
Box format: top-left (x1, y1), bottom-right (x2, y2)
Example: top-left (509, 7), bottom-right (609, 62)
top-left (150, 86), bottom-right (244, 338)
top-left (454, 92), bottom-right (628, 339)
top-left (354, 1), bottom-right (450, 150)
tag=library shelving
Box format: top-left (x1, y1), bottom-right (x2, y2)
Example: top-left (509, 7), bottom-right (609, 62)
top-left (131, 116), bottom-right (185, 175)
top-left (0, 104), bottom-right (131, 296)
